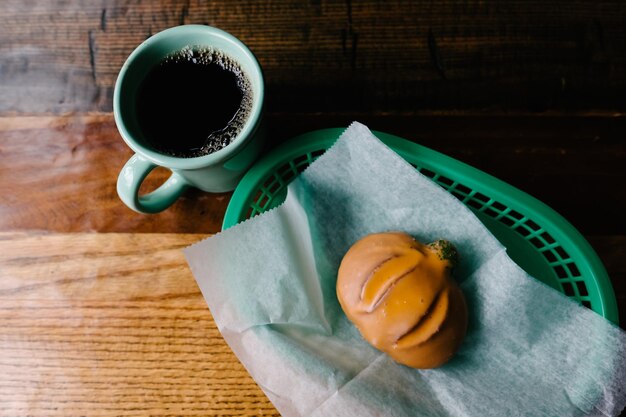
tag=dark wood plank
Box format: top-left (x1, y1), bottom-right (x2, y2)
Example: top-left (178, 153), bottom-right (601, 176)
top-left (0, 113), bottom-right (624, 235)
top-left (587, 236), bottom-right (626, 326)
top-left (1, 0), bottom-right (625, 114)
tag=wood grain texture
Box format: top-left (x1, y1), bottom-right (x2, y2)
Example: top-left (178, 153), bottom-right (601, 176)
top-left (0, 232), bottom-right (279, 417)
top-left (587, 236), bottom-right (626, 326)
top-left (1, 113), bottom-right (624, 235)
top-left (1, 0), bottom-right (626, 114)
top-left (0, 232), bottom-right (624, 417)
top-left (0, 114), bottom-right (231, 234)
top-left (1, 1), bottom-right (626, 414)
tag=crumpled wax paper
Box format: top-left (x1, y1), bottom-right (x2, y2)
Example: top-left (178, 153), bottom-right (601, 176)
top-left (184, 122), bottom-right (626, 417)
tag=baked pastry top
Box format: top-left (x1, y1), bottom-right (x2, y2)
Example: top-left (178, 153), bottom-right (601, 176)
top-left (337, 232), bottom-right (467, 369)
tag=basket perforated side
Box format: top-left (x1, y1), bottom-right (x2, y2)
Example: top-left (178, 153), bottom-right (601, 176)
top-left (223, 129), bottom-right (618, 323)
top-left (420, 167), bottom-right (593, 308)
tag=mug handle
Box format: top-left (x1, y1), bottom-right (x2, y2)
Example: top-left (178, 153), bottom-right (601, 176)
top-left (117, 154), bottom-right (189, 214)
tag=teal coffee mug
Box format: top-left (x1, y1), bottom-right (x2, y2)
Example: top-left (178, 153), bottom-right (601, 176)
top-left (114, 25), bottom-right (264, 214)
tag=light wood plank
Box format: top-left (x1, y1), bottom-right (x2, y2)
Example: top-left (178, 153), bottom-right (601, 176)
top-left (0, 232), bottom-right (279, 417)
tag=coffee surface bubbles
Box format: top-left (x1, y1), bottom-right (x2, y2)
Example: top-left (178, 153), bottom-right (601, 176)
top-left (135, 46), bottom-right (253, 158)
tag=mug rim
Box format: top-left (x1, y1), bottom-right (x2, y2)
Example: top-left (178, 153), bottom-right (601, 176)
top-left (113, 24), bottom-right (265, 170)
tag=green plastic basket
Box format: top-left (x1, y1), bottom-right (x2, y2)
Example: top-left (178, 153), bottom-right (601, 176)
top-left (223, 128), bottom-right (619, 324)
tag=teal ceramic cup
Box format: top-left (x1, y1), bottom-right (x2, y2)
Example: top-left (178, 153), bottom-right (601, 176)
top-left (114, 25), bottom-right (264, 214)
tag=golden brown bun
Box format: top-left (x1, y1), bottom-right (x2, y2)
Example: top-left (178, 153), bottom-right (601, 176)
top-left (337, 232), bottom-right (468, 369)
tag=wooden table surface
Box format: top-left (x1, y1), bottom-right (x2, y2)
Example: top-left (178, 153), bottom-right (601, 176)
top-left (1, 1), bottom-right (625, 416)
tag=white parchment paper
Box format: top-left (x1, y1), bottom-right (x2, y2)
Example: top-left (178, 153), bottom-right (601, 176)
top-left (184, 122), bottom-right (626, 417)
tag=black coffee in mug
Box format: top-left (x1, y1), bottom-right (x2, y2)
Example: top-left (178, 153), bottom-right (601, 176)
top-left (135, 46), bottom-right (253, 158)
